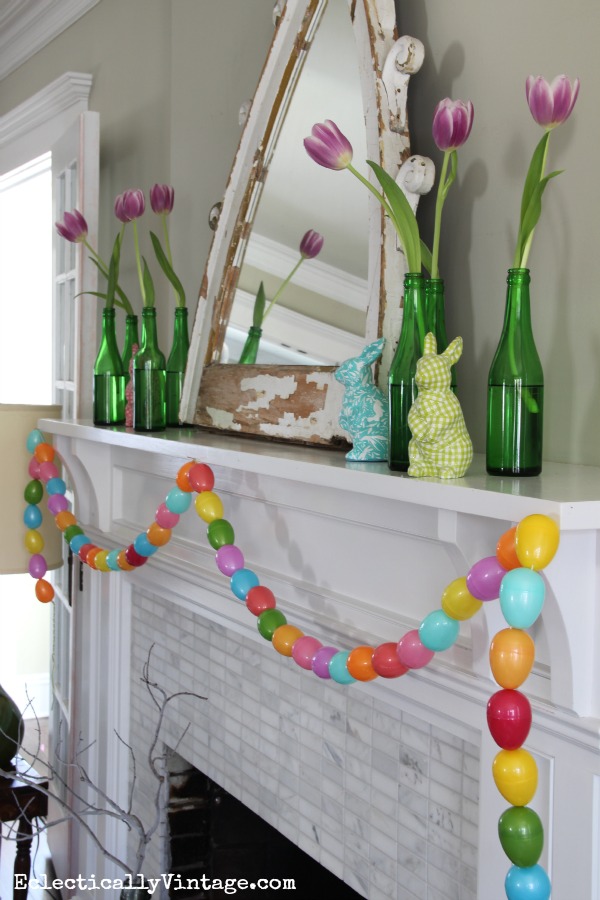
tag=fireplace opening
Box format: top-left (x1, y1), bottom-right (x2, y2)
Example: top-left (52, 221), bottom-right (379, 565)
top-left (167, 753), bottom-right (364, 899)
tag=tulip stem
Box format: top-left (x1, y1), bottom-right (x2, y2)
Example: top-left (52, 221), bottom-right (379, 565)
top-left (431, 150), bottom-right (455, 280)
top-left (132, 219), bottom-right (146, 306)
top-left (347, 163), bottom-right (395, 222)
top-left (262, 257), bottom-right (305, 322)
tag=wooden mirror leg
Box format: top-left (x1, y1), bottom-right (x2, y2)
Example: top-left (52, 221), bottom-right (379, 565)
top-left (13, 815), bottom-right (33, 900)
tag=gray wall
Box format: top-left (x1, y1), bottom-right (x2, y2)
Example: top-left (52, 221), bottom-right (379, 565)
top-left (396, 0), bottom-right (597, 465)
top-left (1, 0), bottom-right (596, 465)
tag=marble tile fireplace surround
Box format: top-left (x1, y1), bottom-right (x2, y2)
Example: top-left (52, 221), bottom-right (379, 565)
top-left (43, 420), bottom-right (600, 900)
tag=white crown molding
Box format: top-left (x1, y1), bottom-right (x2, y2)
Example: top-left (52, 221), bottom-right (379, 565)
top-left (0, 0), bottom-right (100, 81)
top-left (245, 231), bottom-right (369, 312)
top-left (0, 71), bottom-right (93, 151)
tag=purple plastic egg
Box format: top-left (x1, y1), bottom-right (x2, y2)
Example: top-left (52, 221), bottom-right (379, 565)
top-left (29, 554), bottom-right (47, 579)
top-left (466, 556), bottom-right (507, 601)
top-left (311, 646), bottom-right (338, 679)
top-left (215, 544), bottom-right (244, 576)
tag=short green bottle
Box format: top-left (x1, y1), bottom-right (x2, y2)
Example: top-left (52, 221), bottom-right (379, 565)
top-left (486, 268), bottom-right (544, 476)
top-left (166, 307), bottom-right (190, 426)
top-left (94, 308), bottom-right (125, 426)
top-left (388, 273), bottom-right (427, 471)
top-left (134, 307), bottom-right (166, 432)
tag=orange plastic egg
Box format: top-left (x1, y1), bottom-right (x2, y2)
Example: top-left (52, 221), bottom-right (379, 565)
top-left (35, 579), bottom-right (55, 603)
top-left (347, 645), bottom-right (378, 681)
top-left (176, 461), bottom-right (196, 492)
top-left (272, 624), bottom-right (304, 657)
top-left (146, 522), bottom-right (172, 546)
top-left (489, 628), bottom-right (535, 689)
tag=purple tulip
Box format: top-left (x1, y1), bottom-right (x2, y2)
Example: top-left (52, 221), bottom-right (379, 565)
top-left (432, 99), bottom-right (474, 152)
top-left (526, 74), bottom-right (580, 129)
top-left (299, 229), bottom-right (324, 259)
top-left (150, 183), bottom-right (175, 215)
top-left (114, 189), bottom-right (145, 223)
top-left (304, 120), bottom-right (353, 170)
top-left (55, 209), bottom-right (88, 243)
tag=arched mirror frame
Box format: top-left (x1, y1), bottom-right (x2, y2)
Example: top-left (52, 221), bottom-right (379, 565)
top-left (180, 0), bottom-right (426, 447)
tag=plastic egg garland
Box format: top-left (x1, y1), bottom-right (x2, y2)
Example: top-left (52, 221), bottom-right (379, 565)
top-left (230, 568), bottom-right (259, 600)
top-left (487, 689), bottom-right (532, 750)
top-left (499, 568), bottom-right (545, 629)
top-left (498, 805), bottom-right (544, 867)
top-left (441, 577), bottom-right (482, 620)
top-left (272, 624), bottom-right (303, 657)
top-left (489, 628), bottom-right (535, 689)
top-left (466, 556), bottom-right (507, 601)
top-left (346, 645), bottom-right (378, 682)
top-left (496, 526), bottom-right (521, 571)
top-left (504, 864), bottom-right (551, 900)
top-left (419, 609), bottom-right (460, 652)
top-left (515, 514), bottom-right (559, 571)
top-left (291, 636), bottom-right (323, 670)
top-left (492, 748), bottom-right (538, 806)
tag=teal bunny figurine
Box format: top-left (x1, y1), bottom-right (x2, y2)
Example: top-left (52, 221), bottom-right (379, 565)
top-left (408, 332), bottom-right (472, 478)
top-left (335, 338), bottom-right (388, 461)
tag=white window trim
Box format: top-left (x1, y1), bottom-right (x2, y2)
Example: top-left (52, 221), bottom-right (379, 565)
top-left (0, 72), bottom-right (92, 176)
top-left (0, 0), bottom-right (100, 81)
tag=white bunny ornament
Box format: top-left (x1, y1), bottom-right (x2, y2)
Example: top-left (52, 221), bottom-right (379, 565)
top-left (407, 332), bottom-right (473, 478)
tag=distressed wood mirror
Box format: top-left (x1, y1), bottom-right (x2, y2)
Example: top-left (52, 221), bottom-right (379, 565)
top-left (179, 0), bottom-right (429, 447)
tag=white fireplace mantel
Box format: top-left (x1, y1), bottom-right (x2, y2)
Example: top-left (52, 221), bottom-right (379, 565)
top-left (40, 419), bottom-right (600, 900)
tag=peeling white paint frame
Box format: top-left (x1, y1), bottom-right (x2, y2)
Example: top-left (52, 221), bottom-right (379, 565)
top-left (180, 0), bottom-right (426, 447)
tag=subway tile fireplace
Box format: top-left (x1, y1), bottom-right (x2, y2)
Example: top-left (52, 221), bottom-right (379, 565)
top-left (129, 593), bottom-right (479, 899)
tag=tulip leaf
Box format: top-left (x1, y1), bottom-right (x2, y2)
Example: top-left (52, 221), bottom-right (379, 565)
top-left (367, 160), bottom-right (421, 273)
top-left (252, 281), bottom-right (266, 328)
top-left (88, 253), bottom-right (133, 314)
top-left (150, 231), bottom-right (186, 307)
top-left (420, 240), bottom-right (432, 276)
top-left (105, 233), bottom-right (121, 309)
top-left (519, 132), bottom-right (550, 230)
top-left (516, 169), bottom-right (562, 266)
top-left (142, 257), bottom-right (155, 308)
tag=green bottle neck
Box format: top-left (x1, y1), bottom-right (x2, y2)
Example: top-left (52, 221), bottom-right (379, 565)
top-left (502, 268), bottom-right (533, 332)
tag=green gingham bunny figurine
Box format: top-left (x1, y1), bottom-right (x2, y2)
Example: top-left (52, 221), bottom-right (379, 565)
top-left (407, 332), bottom-right (472, 478)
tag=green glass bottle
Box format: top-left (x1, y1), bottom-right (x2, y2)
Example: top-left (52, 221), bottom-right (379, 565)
top-left (166, 307), bottom-right (190, 426)
top-left (486, 268), bottom-right (543, 476)
top-left (388, 273), bottom-right (427, 471)
top-left (134, 307), bottom-right (166, 432)
top-left (238, 325), bottom-right (262, 364)
top-left (94, 308), bottom-right (125, 426)
top-left (426, 278), bottom-right (456, 393)
top-left (121, 313), bottom-right (140, 387)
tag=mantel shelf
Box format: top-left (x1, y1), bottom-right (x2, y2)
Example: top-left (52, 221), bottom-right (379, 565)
top-left (40, 419), bottom-right (600, 530)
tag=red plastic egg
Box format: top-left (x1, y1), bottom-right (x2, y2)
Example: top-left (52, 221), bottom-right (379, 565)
top-left (487, 688), bottom-right (532, 750)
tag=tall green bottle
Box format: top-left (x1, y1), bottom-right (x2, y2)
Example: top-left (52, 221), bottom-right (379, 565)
top-left (166, 307), bottom-right (190, 426)
top-left (388, 273), bottom-right (427, 471)
top-left (134, 307), bottom-right (166, 432)
top-left (94, 308), bottom-right (125, 426)
top-left (486, 268), bottom-right (543, 476)
top-left (426, 278), bottom-right (456, 393)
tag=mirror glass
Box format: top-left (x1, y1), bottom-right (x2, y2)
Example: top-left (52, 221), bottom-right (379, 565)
top-left (223, 0), bottom-right (369, 367)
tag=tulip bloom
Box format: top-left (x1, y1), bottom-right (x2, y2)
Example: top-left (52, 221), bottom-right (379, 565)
top-left (115, 189), bottom-right (149, 304)
top-left (55, 209), bottom-right (133, 313)
top-left (525, 74), bottom-right (580, 130)
top-left (55, 209), bottom-right (88, 243)
top-left (514, 74), bottom-right (580, 267)
top-left (150, 183), bottom-right (175, 215)
top-left (432, 99), bottom-right (474, 152)
top-left (430, 98), bottom-right (474, 278)
top-left (114, 189), bottom-right (145, 223)
top-left (303, 120), bottom-right (353, 170)
top-left (299, 229), bottom-right (324, 260)
top-left (304, 120), bottom-right (421, 273)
